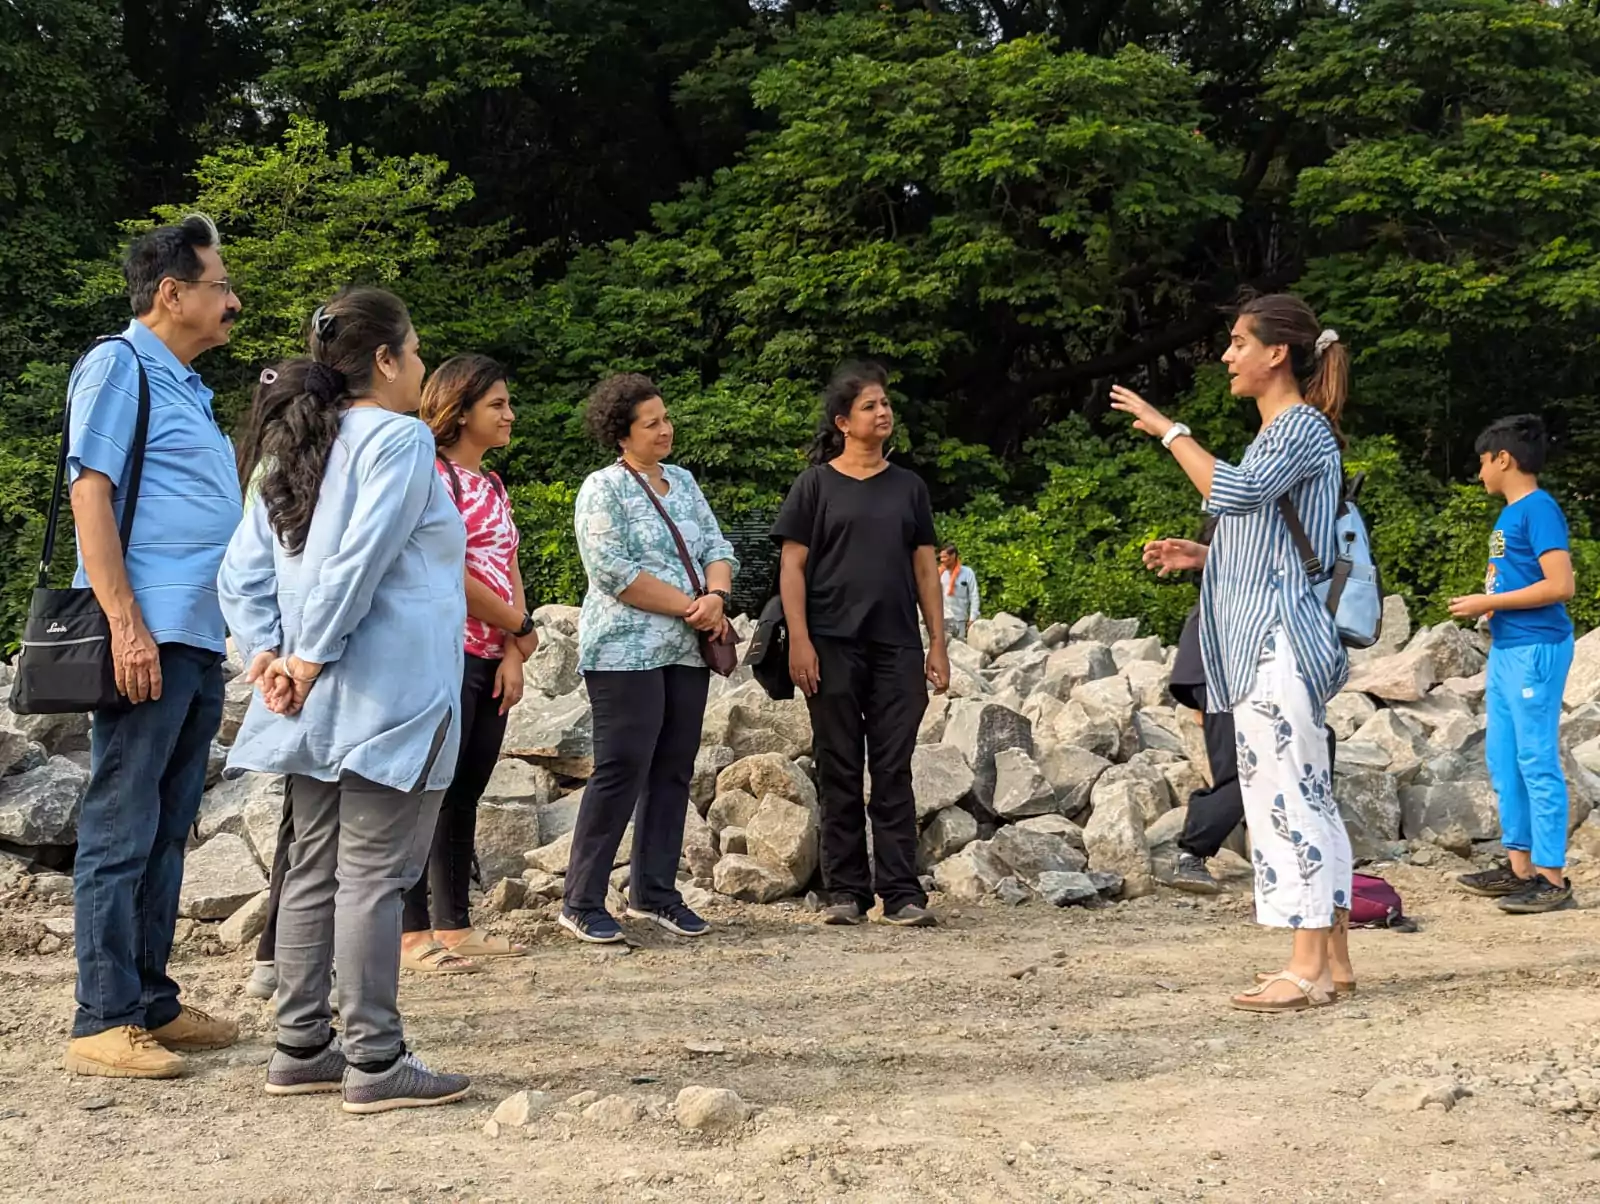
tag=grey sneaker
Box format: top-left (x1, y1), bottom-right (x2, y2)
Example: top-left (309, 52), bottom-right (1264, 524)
top-left (265, 1036), bottom-right (347, 1096)
top-left (821, 900), bottom-right (866, 926)
top-left (245, 962), bottom-right (277, 1000)
top-left (880, 903), bottom-right (938, 928)
top-left (341, 1051), bottom-right (471, 1115)
top-left (1166, 853), bottom-right (1222, 895)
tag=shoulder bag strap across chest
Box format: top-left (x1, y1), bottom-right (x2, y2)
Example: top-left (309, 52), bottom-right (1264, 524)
top-left (617, 459), bottom-right (704, 595)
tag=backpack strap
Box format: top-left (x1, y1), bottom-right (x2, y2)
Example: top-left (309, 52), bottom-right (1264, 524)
top-left (39, 336), bottom-right (151, 586)
top-left (1276, 495), bottom-right (1324, 579)
top-left (437, 453), bottom-right (506, 506)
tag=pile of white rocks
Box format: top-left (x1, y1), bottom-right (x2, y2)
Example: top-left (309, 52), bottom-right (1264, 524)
top-left (11, 593), bottom-right (1600, 933)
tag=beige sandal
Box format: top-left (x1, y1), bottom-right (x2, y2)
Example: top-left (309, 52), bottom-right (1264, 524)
top-left (1255, 969), bottom-right (1355, 995)
top-left (440, 929), bottom-right (527, 959)
top-left (1230, 970), bottom-right (1335, 1012)
top-left (401, 940), bottom-right (481, 975)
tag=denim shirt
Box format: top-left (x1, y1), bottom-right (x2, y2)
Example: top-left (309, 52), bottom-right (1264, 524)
top-left (1199, 404), bottom-right (1348, 724)
top-left (218, 409), bottom-right (467, 793)
top-left (574, 462), bottom-right (737, 673)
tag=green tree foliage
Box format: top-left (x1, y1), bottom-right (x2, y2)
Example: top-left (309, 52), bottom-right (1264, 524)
top-left (2, 0), bottom-right (1597, 649)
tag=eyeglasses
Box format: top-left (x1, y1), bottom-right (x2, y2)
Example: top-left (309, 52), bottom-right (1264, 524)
top-left (177, 278), bottom-right (235, 294)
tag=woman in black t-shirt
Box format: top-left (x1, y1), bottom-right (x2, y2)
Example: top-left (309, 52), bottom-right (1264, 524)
top-left (771, 361), bottom-right (950, 927)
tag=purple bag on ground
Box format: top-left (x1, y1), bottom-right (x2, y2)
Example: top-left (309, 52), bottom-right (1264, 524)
top-left (1350, 873), bottom-right (1414, 929)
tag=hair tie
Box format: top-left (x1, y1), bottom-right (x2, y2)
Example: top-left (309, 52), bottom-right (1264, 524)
top-left (1315, 328), bottom-right (1340, 357)
top-left (258, 367), bottom-right (278, 386)
top-left (311, 305), bottom-right (339, 343)
top-left (304, 361), bottom-right (347, 404)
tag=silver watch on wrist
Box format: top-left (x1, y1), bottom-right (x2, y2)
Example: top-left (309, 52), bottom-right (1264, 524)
top-left (1161, 423), bottom-right (1192, 449)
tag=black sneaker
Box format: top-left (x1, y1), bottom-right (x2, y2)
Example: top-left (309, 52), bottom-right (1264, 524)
top-left (1497, 876), bottom-right (1575, 915)
top-left (558, 908), bottom-right (625, 944)
top-left (626, 901), bottom-right (709, 937)
top-left (1166, 853), bottom-right (1221, 895)
top-left (821, 900), bottom-right (866, 926)
top-left (880, 903), bottom-right (937, 928)
top-left (1457, 861), bottom-right (1528, 897)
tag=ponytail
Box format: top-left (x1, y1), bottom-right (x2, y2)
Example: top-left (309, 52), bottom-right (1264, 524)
top-left (810, 359), bottom-right (889, 466)
top-left (1305, 337), bottom-right (1349, 437)
top-left (243, 286), bottom-right (413, 555)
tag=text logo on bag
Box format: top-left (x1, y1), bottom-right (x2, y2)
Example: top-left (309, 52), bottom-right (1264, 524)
top-left (46, 622), bottom-right (67, 634)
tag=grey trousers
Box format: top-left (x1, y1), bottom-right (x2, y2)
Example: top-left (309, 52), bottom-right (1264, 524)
top-left (276, 772), bottom-right (442, 1064)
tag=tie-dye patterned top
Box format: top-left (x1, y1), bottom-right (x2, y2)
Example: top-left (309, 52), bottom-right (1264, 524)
top-left (436, 457), bottom-right (520, 660)
top-left (573, 462), bottom-right (738, 673)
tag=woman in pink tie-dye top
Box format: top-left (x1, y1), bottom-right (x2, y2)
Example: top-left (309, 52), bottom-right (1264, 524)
top-left (400, 355), bottom-right (540, 973)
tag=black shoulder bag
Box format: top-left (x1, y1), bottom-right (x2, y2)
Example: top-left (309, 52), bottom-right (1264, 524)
top-left (9, 337), bottom-right (152, 714)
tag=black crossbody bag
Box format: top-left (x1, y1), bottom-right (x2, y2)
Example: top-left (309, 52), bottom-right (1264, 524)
top-left (9, 336), bottom-right (151, 714)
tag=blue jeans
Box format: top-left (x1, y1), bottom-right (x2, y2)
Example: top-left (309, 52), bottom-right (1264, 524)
top-left (72, 643), bottom-right (224, 1038)
top-left (1485, 636), bottom-right (1574, 871)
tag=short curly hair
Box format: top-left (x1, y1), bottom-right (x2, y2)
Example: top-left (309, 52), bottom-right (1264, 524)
top-left (585, 373), bottom-right (662, 449)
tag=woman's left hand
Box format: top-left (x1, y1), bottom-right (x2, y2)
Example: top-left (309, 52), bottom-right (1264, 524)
top-left (683, 592), bottom-right (725, 632)
top-left (1109, 385), bottom-right (1175, 440)
top-left (494, 654), bottom-right (525, 715)
top-left (925, 641), bottom-right (950, 695)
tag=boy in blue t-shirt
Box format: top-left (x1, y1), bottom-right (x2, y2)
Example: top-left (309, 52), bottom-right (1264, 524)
top-left (1451, 414), bottom-right (1577, 914)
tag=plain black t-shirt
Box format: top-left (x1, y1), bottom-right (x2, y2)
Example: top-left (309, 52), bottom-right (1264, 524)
top-left (770, 461), bottom-right (937, 648)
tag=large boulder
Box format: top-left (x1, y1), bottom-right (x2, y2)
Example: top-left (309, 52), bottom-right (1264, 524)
top-left (1565, 627), bottom-right (1600, 709)
top-left (1326, 692), bottom-right (1378, 742)
top-left (987, 649), bottom-right (1050, 699)
top-left (1344, 649), bottom-right (1438, 703)
top-left (1122, 660), bottom-right (1173, 710)
top-left (1069, 613), bottom-right (1138, 644)
top-left (990, 824), bottom-right (1087, 883)
top-left (712, 854), bottom-right (793, 903)
top-left (918, 807), bottom-right (978, 870)
top-left (966, 613), bottom-right (1030, 659)
top-left (715, 753), bottom-right (817, 812)
top-left (1034, 745), bottom-right (1111, 818)
top-left (1132, 707), bottom-right (1186, 756)
top-left (1400, 783), bottom-right (1500, 854)
top-left (911, 743), bottom-right (974, 820)
top-left (707, 788), bottom-right (762, 835)
top-left (692, 745), bottom-right (738, 812)
top-left (931, 838), bottom-right (1008, 902)
top-left (1332, 768), bottom-right (1403, 859)
top-left (1023, 695), bottom-right (1119, 762)
top-left (179, 833), bottom-right (269, 920)
top-left (1350, 710), bottom-right (1429, 775)
top-left (701, 681), bottom-right (812, 759)
top-left (990, 749), bottom-right (1056, 819)
top-left (524, 822), bottom-right (632, 875)
top-left (502, 688), bottom-right (593, 768)
top-left (0, 714), bottom-right (34, 775)
top-left (533, 603), bottom-right (582, 635)
top-left (681, 802), bottom-right (720, 878)
top-left (7, 710), bottom-right (90, 758)
top-left (480, 757), bottom-right (560, 808)
top-left (1090, 761), bottom-right (1171, 827)
top-left (1111, 636), bottom-right (1164, 669)
top-left (536, 789), bottom-right (584, 844)
top-left (0, 756), bottom-right (90, 846)
top-left (218, 675), bottom-right (255, 745)
top-left (1035, 642), bottom-right (1117, 700)
top-left (524, 629), bottom-right (582, 697)
top-left (1070, 675), bottom-right (1137, 761)
top-left (917, 695), bottom-right (952, 744)
top-left (1082, 789), bottom-right (1154, 897)
top-left (196, 772), bottom-right (288, 871)
top-left (475, 802), bottom-right (544, 887)
top-left (1348, 594), bottom-right (1413, 665)
top-left (744, 794), bottom-right (819, 889)
top-left (1408, 623), bottom-right (1487, 680)
top-left (943, 701), bottom-right (1034, 812)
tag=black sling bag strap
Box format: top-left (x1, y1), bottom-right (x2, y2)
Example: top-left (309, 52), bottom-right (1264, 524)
top-left (9, 336), bottom-right (152, 714)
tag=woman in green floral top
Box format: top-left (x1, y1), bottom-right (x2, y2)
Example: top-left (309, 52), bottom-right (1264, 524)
top-left (563, 373), bottom-right (738, 944)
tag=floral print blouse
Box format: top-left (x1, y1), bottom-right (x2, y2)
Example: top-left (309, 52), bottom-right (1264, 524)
top-left (573, 461), bottom-right (738, 673)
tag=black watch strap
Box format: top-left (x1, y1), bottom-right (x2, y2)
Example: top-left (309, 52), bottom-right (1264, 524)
top-left (709, 588), bottom-right (731, 605)
top-left (514, 612), bottom-right (535, 638)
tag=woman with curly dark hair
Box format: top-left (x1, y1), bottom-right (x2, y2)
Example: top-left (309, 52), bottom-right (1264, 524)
top-left (561, 373), bottom-right (737, 944)
top-left (220, 287), bottom-right (472, 1112)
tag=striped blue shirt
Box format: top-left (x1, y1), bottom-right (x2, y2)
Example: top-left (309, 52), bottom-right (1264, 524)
top-left (1198, 404), bottom-right (1348, 723)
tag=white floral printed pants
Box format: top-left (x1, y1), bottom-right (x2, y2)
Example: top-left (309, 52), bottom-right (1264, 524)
top-left (1233, 630), bottom-right (1352, 929)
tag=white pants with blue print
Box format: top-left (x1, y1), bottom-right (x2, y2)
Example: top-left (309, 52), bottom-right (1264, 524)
top-left (1233, 629), bottom-right (1352, 929)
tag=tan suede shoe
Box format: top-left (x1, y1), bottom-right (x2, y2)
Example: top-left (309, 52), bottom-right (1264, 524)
top-left (148, 1006), bottom-right (239, 1052)
top-left (64, 1026), bottom-right (186, 1079)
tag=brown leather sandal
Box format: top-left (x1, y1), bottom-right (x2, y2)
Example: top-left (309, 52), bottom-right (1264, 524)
top-left (440, 929), bottom-right (527, 959)
top-left (1230, 971), bottom-right (1335, 1012)
top-left (400, 940), bottom-right (481, 975)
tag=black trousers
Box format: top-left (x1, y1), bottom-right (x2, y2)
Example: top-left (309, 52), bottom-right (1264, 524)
top-left (807, 637), bottom-right (927, 913)
top-left (402, 654), bottom-right (509, 932)
top-left (563, 664), bottom-right (710, 914)
top-left (1176, 684), bottom-right (1339, 860)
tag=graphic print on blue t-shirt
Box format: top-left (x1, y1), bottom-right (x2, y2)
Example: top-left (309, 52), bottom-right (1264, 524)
top-left (1486, 488), bottom-right (1574, 647)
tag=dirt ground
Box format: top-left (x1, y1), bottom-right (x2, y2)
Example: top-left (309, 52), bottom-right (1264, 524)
top-left (3, 857), bottom-right (1600, 1204)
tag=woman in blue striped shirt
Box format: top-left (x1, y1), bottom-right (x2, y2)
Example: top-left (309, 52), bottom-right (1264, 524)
top-left (1113, 293), bottom-right (1355, 1013)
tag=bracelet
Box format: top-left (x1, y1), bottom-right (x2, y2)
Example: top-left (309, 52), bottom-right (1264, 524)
top-left (1161, 423), bottom-right (1192, 449)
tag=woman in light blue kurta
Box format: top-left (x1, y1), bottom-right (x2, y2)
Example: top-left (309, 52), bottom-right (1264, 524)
top-left (560, 373), bottom-right (737, 945)
top-left (218, 288), bottom-right (471, 1114)
top-left (1113, 293), bottom-right (1356, 1016)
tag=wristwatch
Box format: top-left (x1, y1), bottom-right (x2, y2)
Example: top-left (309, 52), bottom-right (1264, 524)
top-left (513, 612), bottom-right (536, 638)
top-left (1161, 423), bottom-right (1192, 449)
top-left (708, 589), bottom-right (731, 607)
